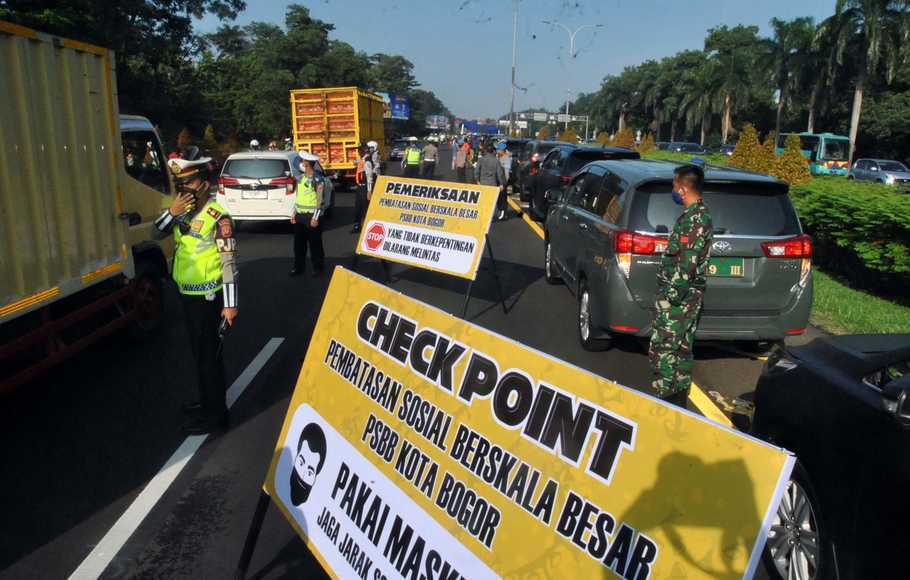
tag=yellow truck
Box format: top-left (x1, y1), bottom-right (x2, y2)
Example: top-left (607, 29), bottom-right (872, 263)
top-left (290, 87), bottom-right (385, 188)
top-left (0, 21), bottom-right (176, 393)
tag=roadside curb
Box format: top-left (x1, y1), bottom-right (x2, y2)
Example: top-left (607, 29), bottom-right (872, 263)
top-left (505, 194), bottom-right (734, 428)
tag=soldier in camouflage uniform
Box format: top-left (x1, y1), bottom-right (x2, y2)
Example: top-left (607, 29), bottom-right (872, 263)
top-left (649, 164), bottom-right (713, 407)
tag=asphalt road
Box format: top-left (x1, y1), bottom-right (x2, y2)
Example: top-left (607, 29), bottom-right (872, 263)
top-left (0, 144), bottom-right (812, 579)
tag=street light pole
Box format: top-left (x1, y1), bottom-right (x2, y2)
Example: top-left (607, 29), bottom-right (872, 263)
top-left (509, 0), bottom-right (518, 137)
top-left (542, 20), bottom-right (603, 134)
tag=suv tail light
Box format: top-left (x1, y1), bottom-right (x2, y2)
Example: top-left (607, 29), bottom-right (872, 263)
top-left (614, 231), bottom-right (668, 277)
top-left (559, 175), bottom-right (571, 184)
top-left (530, 152), bottom-right (539, 163)
top-left (270, 176), bottom-right (296, 195)
top-left (763, 235), bottom-right (813, 288)
top-left (761, 234), bottom-right (812, 259)
top-left (217, 176), bottom-right (239, 195)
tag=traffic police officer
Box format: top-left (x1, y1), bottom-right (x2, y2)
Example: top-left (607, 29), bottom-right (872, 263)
top-left (154, 152), bottom-right (238, 434)
top-left (290, 152), bottom-right (326, 277)
top-left (648, 164), bottom-right (713, 407)
top-left (401, 136), bottom-right (421, 178)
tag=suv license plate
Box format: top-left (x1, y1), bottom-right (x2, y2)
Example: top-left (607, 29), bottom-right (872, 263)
top-left (241, 190), bottom-right (268, 200)
top-left (708, 257), bottom-right (745, 277)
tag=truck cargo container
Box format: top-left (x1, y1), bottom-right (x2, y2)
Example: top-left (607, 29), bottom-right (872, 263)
top-left (290, 87), bottom-right (385, 187)
top-left (0, 21), bottom-right (174, 393)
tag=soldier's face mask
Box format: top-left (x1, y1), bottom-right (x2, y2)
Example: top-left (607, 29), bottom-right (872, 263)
top-left (671, 189), bottom-right (685, 205)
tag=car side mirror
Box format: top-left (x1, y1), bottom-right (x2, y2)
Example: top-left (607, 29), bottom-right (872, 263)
top-left (883, 376), bottom-right (910, 429)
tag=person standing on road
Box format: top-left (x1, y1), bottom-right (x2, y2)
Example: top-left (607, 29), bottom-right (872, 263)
top-left (401, 136), bottom-right (421, 178)
top-left (153, 154), bottom-right (238, 434)
top-left (421, 140), bottom-right (438, 179)
top-left (290, 152), bottom-right (326, 278)
top-left (475, 142), bottom-right (507, 220)
top-left (454, 139), bottom-right (472, 183)
top-left (648, 164), bottom-right (714, 407)
top-left (496, 141), bottom-right (512, 193)
top-left (367, 140), bottom-right (381, 181)
top-left (352, 145), bottom-right (374, 233)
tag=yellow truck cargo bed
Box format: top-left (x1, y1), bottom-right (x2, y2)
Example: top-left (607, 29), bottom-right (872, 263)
top-left (0, 21), bottom-right (130, 322)
top-left (290, 87), bottom-right (385, 176)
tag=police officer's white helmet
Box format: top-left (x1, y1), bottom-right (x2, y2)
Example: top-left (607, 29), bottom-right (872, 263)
top-left (408, 136), bottom-right (418, 142)
top-left (367, 140), bottom-right (378, 150)
top-left (250, 139), bottom-right (260, 149)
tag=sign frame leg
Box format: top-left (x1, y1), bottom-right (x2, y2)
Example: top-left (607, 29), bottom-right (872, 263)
top-left (234, 490), bottom-right (271, 580)
top-left (461, 235), bottom-right (506, 319)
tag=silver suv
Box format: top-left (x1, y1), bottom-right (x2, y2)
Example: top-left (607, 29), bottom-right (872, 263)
top-left (544, 159), bottom-right (812, 350)
top-left (848, 158), bottom-right (910, 185)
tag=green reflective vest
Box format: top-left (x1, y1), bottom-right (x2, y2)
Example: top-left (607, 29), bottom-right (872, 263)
top-left (173, 200), bottom-right (227, 296)
top-left (406, 147), bottom-right (421, 165)
top-left (295, 175), bottom-right (319, 213)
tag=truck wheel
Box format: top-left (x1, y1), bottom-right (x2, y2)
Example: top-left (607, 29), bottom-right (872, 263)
top-left (578, 280), bottom-right (611, 351)
top-left (128, 260), bottom-right (165, 341)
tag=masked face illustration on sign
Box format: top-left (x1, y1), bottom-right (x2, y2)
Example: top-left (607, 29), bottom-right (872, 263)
top-left (289, 422), bottom-right (327, 506)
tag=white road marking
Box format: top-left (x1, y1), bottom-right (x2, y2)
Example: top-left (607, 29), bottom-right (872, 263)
top-left (68, 337), bottom-right (285, 580)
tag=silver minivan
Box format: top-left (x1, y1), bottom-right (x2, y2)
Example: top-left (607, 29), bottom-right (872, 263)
top-left (848, 158), bottom-right (910, 185)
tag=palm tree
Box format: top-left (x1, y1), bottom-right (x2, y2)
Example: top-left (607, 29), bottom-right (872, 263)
top-left (679, 62), bottom-right (719, 145)
top-left (826, 0), bottom-right (910, 159)
top-left (705, 25), bottom-right (763, 143)
top-left (764, 17), bottom-right (815, 136)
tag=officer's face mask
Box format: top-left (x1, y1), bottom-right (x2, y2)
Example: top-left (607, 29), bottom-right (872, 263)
top-left (671, 189), bottom-right (685, 205)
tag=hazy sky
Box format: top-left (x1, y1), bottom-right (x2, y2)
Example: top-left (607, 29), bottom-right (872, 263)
top-left (196, 0), bottom-right (836, 120)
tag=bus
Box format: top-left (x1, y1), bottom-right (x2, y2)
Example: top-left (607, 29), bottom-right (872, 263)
top-left (776, 132), bottom-right (851, 175)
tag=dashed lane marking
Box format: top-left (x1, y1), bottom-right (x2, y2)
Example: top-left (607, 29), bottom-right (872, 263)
top-left (504, 196), bottom-right (734, 427)
top-left (68, 337), bottom-right (285, 580)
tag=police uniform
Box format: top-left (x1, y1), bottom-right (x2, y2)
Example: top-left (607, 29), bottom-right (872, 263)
top-left (402, 142), bottom-right (421, 178)
top-left (154, 157), bottom-right (238, 432)
top-left (648, 198), bottom-right (713, 402)
top-left (292, 153), bottom-right (325, 276)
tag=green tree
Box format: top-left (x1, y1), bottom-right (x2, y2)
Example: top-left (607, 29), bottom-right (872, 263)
top-left (755, 134), bottom-right (780, 175)
top-left (612, 127), bottom-right (636, 149)
top-left (557, 127), bottom-right (579, 143)
top-left (774, 133), bottom-right (812, 184)
top-left (637, 133), bottom-right (657, 154)
top-left (823, 0), bottom-right (910, 159)
top-left (0, 0), bottom-right (245, 134)
top-left (679, 59), bottom-right (718, 145)
top-left (729, 124), bottom-right (761, 170)
top-left (764, 17), bottom-right (816, 136)
top-left (595, 131), bottom-right (612, 146)
top-left (704, 25), bottom-right (763, 143)
top-left (202, 124), bottom-right (219, 156)
top-left (537, 125), bottom-right (552, 140)
top-left (368, 54), bottom-right (418, 95)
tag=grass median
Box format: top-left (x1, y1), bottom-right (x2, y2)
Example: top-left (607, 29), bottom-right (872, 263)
top-left (811, 270), bottom-right (910, 334)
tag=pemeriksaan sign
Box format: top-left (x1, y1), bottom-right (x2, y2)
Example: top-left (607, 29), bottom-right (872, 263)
top-left (264, 268), bottom-right (794, 579)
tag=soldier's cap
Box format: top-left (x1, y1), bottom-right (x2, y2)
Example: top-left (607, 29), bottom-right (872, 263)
top-left (168, 157), bottom-right (213, 181)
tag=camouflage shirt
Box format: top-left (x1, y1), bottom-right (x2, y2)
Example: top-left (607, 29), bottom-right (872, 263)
top-left (656, 199), bottom-right (714, 305)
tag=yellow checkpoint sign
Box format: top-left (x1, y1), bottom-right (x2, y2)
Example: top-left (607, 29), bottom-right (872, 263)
top-left (264, 268), bottom-right (794, 580)
top-left (355, 176), bottom-right (500, 280)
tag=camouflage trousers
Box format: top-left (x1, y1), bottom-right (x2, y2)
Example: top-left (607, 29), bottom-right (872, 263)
top-left (648, 292), bottom-right (703, 398)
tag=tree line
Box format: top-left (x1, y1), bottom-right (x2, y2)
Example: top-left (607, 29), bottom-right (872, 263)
top-left (571, 0), bottom-right (910, 162)
top-left (0, 1), bottom-right (451, 150)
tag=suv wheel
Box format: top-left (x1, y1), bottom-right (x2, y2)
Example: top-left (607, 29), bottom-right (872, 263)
top-left (763, 461), bottom-right (833, 580)
top-left (545, 239), bottom-right (561, 285)
top-left (577, 280), bottom-right (611, 351)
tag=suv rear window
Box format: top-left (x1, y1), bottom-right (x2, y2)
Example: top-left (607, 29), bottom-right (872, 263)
top-left (223, 158), bottom-right (289, 179)
top-left (628, 181), bottom-right (801, 236)
top-left (565, 151), bottom-right (637, 175)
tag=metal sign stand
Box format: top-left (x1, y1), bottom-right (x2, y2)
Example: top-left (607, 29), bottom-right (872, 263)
top-left (461, 234), bottom-right (507, 319)
top-left (235, 490), bottom-right (271, 580)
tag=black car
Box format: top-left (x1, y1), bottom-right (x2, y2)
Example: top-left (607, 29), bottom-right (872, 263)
top-left (668, 141), bottom-right (708, 155)
top-left (752, 334), bottom-right (910, 580)
top-left (516, 140), bottom-right (560, 201)
top-left (528, 145), bottom-right (639, 221)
